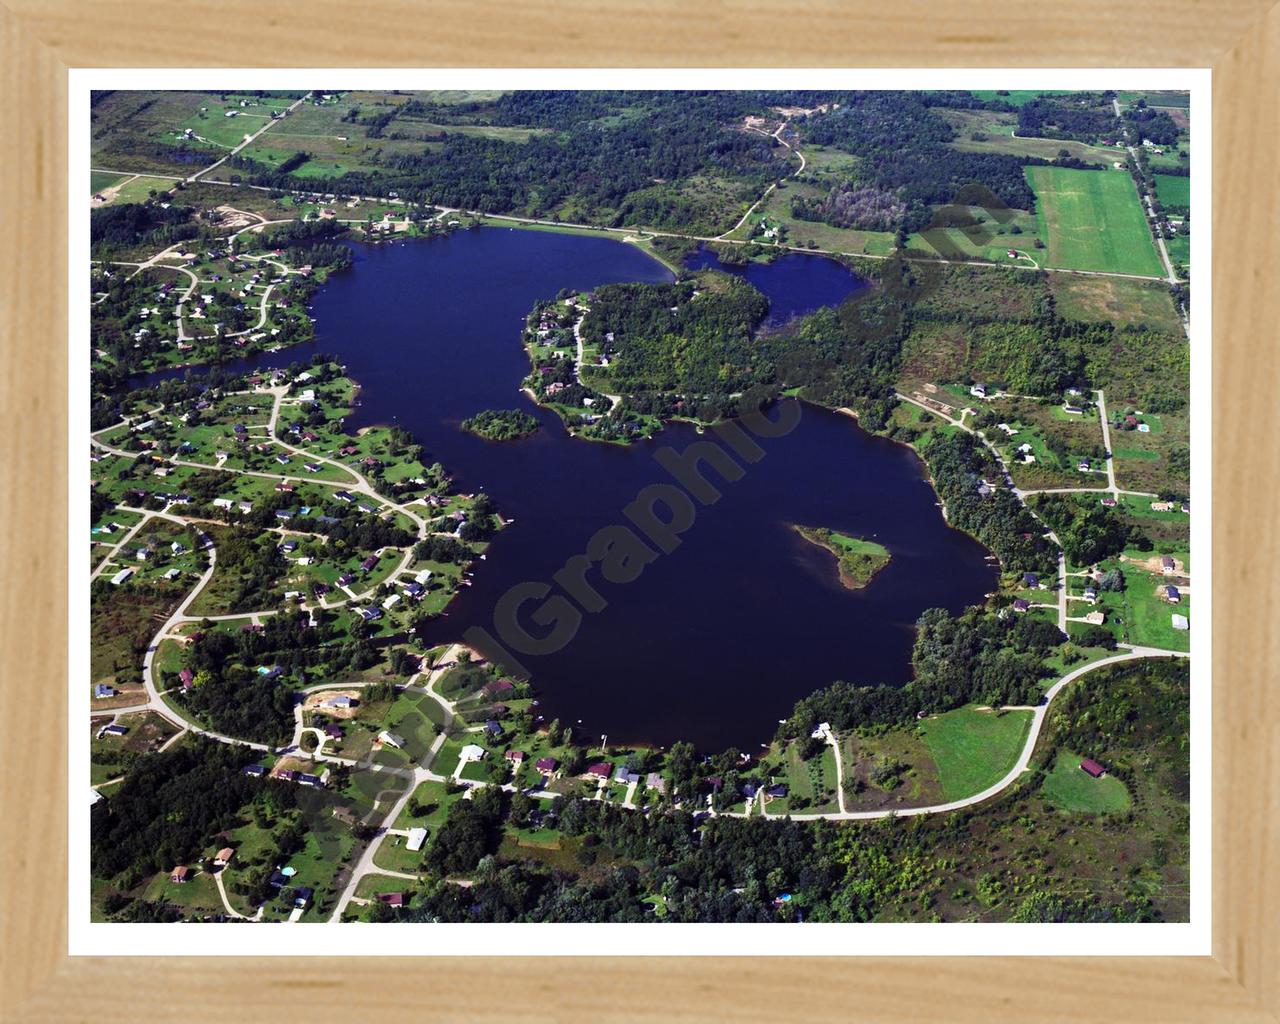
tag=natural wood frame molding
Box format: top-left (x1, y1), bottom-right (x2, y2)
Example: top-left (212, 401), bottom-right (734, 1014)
top-left (2, 2), bottom-right (1276, 1020)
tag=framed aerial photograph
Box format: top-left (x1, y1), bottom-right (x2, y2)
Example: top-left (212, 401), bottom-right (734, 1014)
top-left (3, 2), bottom-right (1277, 1020)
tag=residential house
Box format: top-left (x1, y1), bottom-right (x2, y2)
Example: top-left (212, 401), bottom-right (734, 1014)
top-left (406, 827), bottom-right (428, 852)
top-left (587, 762), bottom-right (613, 780)
top-left (170, 866), bottom-right (190, 884)
top-left (1080, 758), bottom-right (1107, 778)
top-left (535, 757), bottom-right (558, 774)
top-left (378, 730), bottom-right (406, 749)
top-left (213, 848), bottom-right (235, 868)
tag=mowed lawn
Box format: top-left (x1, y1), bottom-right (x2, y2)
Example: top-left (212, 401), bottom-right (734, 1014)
top-left (1041, 751), bottom-right (1131, 813)
top-left (918, 706), bottom-right (1033, 801)
top-left (1026, 166), bottom-right (1164, 276)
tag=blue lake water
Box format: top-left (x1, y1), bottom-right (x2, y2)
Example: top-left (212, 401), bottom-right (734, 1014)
top-left (140, 227), bottom-right (996, 750)
top-left (683, 245), bottom-right (872, 327)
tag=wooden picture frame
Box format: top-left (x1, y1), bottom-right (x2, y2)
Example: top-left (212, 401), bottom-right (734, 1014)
top-left (2, 2), bottom-right (1276, 1019)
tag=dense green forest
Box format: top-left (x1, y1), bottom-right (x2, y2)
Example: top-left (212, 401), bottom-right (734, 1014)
top-left (796, 93), bottom-right (1100, 233)
top-left (460, 408), bottom-right (540, 440)
top-left (918, 432), bottom-right (1060, 576)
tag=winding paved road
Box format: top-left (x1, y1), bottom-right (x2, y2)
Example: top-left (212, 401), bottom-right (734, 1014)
top-left (780, 646), bottom-right (1186, 821)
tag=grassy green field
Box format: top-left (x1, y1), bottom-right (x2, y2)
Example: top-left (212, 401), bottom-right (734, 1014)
top-left (1116, 91), bottom-right (1190, 109)
top-left (1154, 173), bottom-right (1190, 211)
top-left (93, 174), bottom-right (180, 205)
top-left (1123, 575), bottom-right (1191, 652)
top-left (968, 90), bottom-right (1072, 107)
top-left (1041, 751), bottom-right (1132, 813)
top-left (90, 170), bottom-right (127, 193)
top-left (919, 706), bottom-right (1033, 801)
top-left (1026, 166), bottom-right (1164, 276)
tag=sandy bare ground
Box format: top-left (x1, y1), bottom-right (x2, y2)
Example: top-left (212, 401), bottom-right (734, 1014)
top-left (214, 205), bottom-right (262, 230)
top-left (1124, 553), bottom-right (1187, 576)
top-left (303, 689), bottom-right (363, 719)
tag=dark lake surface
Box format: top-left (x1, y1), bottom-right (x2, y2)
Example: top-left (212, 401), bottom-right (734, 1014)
top-left (683, 245), bottom-right (872, 327)
top-left (140, 228), bottom-right (996, 751)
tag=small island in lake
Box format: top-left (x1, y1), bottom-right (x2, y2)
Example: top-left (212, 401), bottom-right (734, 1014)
top-left (460, 408), bottom-right (540, 440)
top-left (793, 525), bottom-right (891, 589)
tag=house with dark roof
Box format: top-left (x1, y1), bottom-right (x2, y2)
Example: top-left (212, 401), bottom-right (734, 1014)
top-left (101, 723), bottom-right (128, 737)
top-left (1022, 573), bottom-right (1040, 589)
top-left (292, 886), bottom-right (314, 909)
top-left (615, 766), bottom-right (641, 785)
top-left (535, 757), bottom-right (558, 774)
top-left (1166, 585), bottom-right (1181, 603)
top-left (1080, 758), bottom-right (1107, 778)
top-left (242, 764), bottom-right (266, 777)
top-left (376, 892), bottom-right (405, 907)
top-left (586, 762), bottom-right (612, 780)
top-left (179, 668), bottom-right (195, 689)
top-left (1012, 598), bottom-right (1030, 613)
